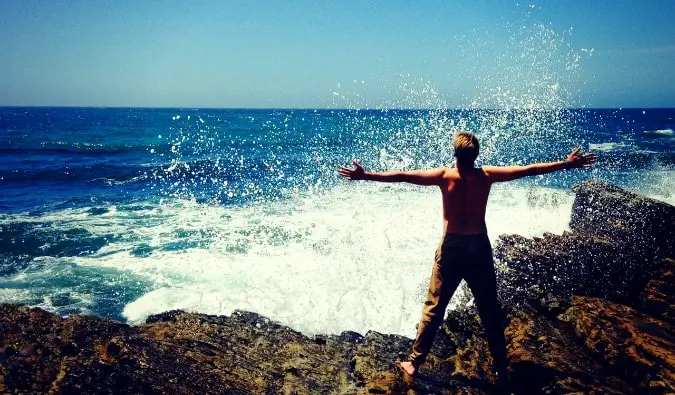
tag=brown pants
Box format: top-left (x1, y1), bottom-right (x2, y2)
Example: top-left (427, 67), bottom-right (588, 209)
top-left (408, 233), bottom-right (507, 372)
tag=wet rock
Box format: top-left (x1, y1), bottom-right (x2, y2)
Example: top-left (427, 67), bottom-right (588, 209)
top-left (639, 258), bottom-right (675, 325)
top-left (570, 180), bottom-right (675, 259)
top-left (506, 310), bottom-right (628, 394)
top-left (495, 230), bottom-right (649, 306)
top-left (564, 296), bottom-right (675, 393)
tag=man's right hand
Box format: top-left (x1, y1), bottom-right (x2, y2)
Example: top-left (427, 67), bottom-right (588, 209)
top-left (338, 160), bottom-right (366, 180)
top-left (566, 148), bottom-right (597, 169)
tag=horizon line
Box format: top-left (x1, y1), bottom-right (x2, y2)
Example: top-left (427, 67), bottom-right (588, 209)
top-left (1, 105), bottom-right (674, 111)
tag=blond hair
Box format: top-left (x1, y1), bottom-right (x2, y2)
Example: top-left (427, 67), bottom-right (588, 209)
top-left (454, 132), bottom-right (479, 165)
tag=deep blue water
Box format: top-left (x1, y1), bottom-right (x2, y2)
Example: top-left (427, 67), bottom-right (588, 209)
top-left (2, 107), bottom-right (673, 211)
top-left (0, 107), bottom-right (673, 334)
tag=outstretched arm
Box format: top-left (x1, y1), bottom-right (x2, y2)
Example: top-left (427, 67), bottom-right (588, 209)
top-left (484, 148), bottom-right (597, 183)
top-left (338, 161), bottom-right (446, 186)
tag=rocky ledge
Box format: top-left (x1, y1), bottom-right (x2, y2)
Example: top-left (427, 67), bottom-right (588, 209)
top-left (1, 181), bottom-right (674, 394)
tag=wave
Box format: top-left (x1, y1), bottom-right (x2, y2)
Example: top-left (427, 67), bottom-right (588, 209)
top-left (644, 128), bottom-right (674, 137)
top-left (115, 185), bottom-right (574, 336)
top-left (0, 142), bottom-right (163, 156)
top-left (588, 142), bottom-right (626, 152)
top-left (0, 163), bottom-right (148, 184)
top-left (0, 182), bottom-right (576, 336)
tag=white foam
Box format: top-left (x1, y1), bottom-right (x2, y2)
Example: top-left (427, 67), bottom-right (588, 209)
top-left (589, 142), bottom-right (625, 152)
top-left (0, 288), bottom-right (36, 304)
top-left (0, 182), bottom-right (582, 336)
top-left (644, 128), bottom-right (674, 137)
top-left (640, 170), bottom-right (675, 206)
top-left (33, 182), bottom-right (566, 337)
top-left (0, 268), bottom-right (94, 317)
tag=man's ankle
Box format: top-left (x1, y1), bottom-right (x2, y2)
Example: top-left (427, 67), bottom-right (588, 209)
top-left (398, 360), bottom-right (417, 375)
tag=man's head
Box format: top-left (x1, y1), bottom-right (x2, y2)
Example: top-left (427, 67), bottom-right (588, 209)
top-left (454, 132), bottom-right (480, 166)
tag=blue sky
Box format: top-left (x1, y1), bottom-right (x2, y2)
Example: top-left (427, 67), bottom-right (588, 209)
top-left (1, 1), bottom-right (674, 108)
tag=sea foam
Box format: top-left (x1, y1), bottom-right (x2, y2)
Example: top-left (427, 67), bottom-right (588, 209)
top-left (92, 183), bottom-right (574, 337)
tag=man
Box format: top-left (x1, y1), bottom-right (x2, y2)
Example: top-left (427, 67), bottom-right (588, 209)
top-left (338, 132), bottom-right (597, 380)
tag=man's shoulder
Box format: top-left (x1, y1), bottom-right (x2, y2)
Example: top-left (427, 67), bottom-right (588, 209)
top-left (441, 167), bottom-right (457, 177)
top-left (481, 165), bottom-right (503, 176)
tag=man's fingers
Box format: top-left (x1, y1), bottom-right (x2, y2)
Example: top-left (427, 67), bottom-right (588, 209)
top-left (339, 161), bottom-right (363, 181)
top-left (571, 147), bottom-right (581, 156)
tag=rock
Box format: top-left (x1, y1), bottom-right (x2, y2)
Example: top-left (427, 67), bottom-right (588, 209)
top-left (141, 309), bottom-right (362, 394)
top-left (639, 258), bottom-right (675, 325)
top-left (506, 310), bottom-right (628, 394)
top-left (495, 230), bottom-right (652, 307)
top-left (0, 305), bottom-right (242, 394)
top-left (570, 180), bottom-right (675, 259)
top-left (563, 296), bottom-right (675, 393)
top-left (495, 181), bottom-right (675, 308)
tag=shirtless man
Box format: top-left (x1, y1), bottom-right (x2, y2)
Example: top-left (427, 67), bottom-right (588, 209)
top-left (338, 132), bottom-right (597, 379)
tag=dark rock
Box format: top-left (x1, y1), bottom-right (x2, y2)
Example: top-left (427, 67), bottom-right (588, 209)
top-left (506, 310), bottom-right (628, 394)
top-left (570, 180), bottom-right (675, 259)
top-left (639, 258), bottom-right (675, 325)
top-left (563, 296), bottom-right (675, 393)
top-left (494, 181), bottom-right (675, 308)
top-left (495, 230), bottom-right (649, 305)
top-left (339, 330), bottom-right (365, 344)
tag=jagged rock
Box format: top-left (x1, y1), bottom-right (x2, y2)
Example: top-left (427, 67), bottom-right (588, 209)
top-left (494, 230), bottom-right (652, 308)
top-left (142, 309), bottom-right (362, 394)
top-left (639, 258), bottom-right (675, 325)
top-left (0, 305), bottom-right (241, 394)
top-left (563, 296), bottom-right (675, 393)
top-left (495, 181), bottom-right (675, 309)
top-left (1, 181), bottom-right (674, 394)
top-left (570, 180), bottom-right (675, 259)
top-left (505, 310), bottom-right (628, 394)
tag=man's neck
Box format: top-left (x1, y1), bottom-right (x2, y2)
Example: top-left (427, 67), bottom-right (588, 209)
top-left (455, 161), bottom-right (476, 173)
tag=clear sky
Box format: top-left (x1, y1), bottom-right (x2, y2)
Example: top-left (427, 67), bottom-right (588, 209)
top-left (1, 0), bottom-right (674, 108)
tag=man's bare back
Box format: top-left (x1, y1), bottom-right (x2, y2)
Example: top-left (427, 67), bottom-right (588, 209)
top-left (439, 167), bottom-right (491, 235)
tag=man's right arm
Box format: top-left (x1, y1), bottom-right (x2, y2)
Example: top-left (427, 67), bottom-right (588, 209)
top-left (484, 148), bottom-right (597, 183)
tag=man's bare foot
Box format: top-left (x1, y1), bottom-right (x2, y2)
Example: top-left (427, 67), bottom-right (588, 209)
top-left (397, 361), bottom-right (416, 376)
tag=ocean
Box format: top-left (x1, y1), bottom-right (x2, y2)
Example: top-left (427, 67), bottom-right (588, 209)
top-left (0, 106), bottom-right (673, 337)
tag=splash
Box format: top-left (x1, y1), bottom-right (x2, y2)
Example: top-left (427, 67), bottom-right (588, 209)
top-left (325, 10), bottom-right (592, 172)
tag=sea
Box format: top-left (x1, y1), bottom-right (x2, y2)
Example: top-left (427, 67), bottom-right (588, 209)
top-left (0, 106), bottom-right (673, 337)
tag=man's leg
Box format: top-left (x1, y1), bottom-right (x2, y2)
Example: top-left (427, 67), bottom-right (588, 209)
top-left (463, 236), bottom-right (508, 375)
top-left (406, 240), bottom-right (463, 371)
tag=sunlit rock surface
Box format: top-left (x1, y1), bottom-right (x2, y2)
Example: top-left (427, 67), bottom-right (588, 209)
top-left (1, 181), bottom-right (673, 394)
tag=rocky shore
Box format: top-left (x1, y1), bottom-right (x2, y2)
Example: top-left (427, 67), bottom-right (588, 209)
top-left (1, 181), bottom-right (673, 394)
